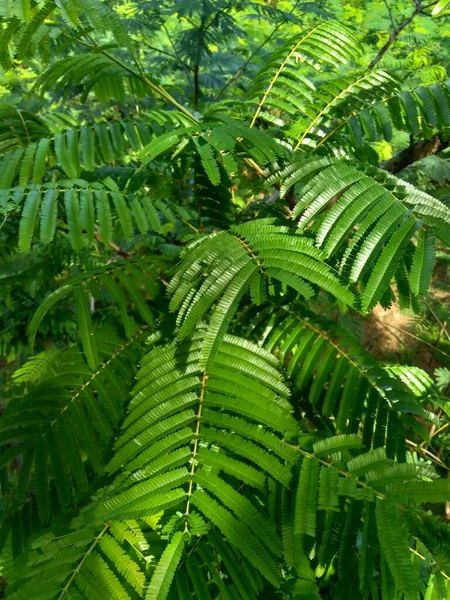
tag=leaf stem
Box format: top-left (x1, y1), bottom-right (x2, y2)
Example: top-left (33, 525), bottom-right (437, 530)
top-left (64, 32), bottom-right (198, 123)
top-left (57, 523), bottom-right (110, 599)
top-left (184, 371), bottom-right (208, 531)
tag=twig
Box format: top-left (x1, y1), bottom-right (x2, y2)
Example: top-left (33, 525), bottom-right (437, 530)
top-left (382, 0), bottom-right (397, 30)
top-left (425, 298), bottom-right (450, 345)
top-left (66, 32), bottom-right (198, 123)
top-left (216, 0), bottom-right (300, 99)
top-left (368, 1), bottom-right (423, 70)
top-left (139, 42), bottom-right (194, 72)
top-left (406, 438), bottom-right (450, 471)
top-left (430, 421), bottom-right (450, 441)
top-left (422, 408), bottom-right (443, 452)
top-left (410, 548), bottom-right (450, 581)
top-left (373, 318), bottom-right (450, 360)
top-left (94, 234), bottom-right (131, 258)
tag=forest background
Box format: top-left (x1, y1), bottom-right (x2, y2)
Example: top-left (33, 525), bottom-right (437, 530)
top-left (1, 0), bottom-right (450, 598)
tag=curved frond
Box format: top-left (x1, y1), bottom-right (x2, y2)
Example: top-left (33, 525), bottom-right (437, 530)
top-left (249, 22), bottom-right (361, 127)
top-left (77, 331), bottom-right (296, 591)
top-left (169, 220), bottom-right (355, 366)
top-left (0, 327), bottom-right (145, 540)
top-left (28, 257), bottom-right (158, 363)
top-left (269, 160), bottom-right (449, 310)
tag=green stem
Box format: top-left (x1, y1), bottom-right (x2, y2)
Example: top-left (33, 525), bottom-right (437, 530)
top-left (71, 33), bottom-right (199, 123)
top-left (57, 524), bottom-right (110, 599)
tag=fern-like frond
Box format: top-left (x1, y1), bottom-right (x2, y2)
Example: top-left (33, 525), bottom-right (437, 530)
top-left (290, 78), bottom-right (450, 153)
top-left (269, 159), bottom-right (450, 310)
top-left (0, 112), bottom-right (193, 186)
top-left (2, 178), bottom-right (192, 251)
top-left (7, 519), bottom-right (152, 600)
top-left (265, 426), bottom-right (449, 595)
top-left (169, 219), bottom-right (355, 366)
top-left (249, 34), bottom-right (450, 153)
top-left (376, 500), bottom-right (419, 595)
top-left (0, 0), bottom-right (132, 70)
top-left (0, 327), bottom-right (145, 549)
top-left (138, 118), bottom-right (287, 184)
top-left (35, 52), bottom-right (148, 103)
top-left (249, 22), bottom-right (361, 127)
top-left (28, 257), bottom-right (159, 361)
top-left (252, 307), bottom-right (431, 446)
top-left (76, 330), bottom-right (296, 592)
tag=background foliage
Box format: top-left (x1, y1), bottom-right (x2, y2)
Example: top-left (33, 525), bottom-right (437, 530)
top-left (1, 0), bottom-right (450, 598)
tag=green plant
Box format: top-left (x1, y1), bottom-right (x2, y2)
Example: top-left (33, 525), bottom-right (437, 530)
top-left (1, 1), bottom-right (450, 598)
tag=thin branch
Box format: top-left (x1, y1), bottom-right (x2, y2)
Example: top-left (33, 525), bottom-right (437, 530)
top-left (410, 548), bottom-right (450, 581)
top-left (406, 439), bottom-right (450, 471)
top-left (217, 0), bottom-right (300, 100)
top-left (16, 108), bottom-right (31, 144)
top-left (139, 41), bottom-right (194, 72)
top-left (368, 1), bottom-right (423, 70)
top-left (382, 0), bottom-right (397, 30)
top-left (216, 22), bottom-right (285, 99)
top-left (203, 3), bottom-right (233, 35)
top-left (373, 318), bottom-right (450, 360)
top-left (425, 298), bottom-right (450, 345)
top-left (94, 234), bottom-right (131, 258)
top-left (57, 524), bottom-right (110, 599)
top-left (163, 24), bottom-right (177, 55)
top-left (429, 421), bottom-right (450, 442)
top-left (69, 33), bottom-right (198, 123)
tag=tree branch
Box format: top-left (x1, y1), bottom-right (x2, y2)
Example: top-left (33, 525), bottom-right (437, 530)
top-left (216, 0), bottom-right (301, 99)
top-left (368, 1), bottom-right (422, 70)
top-left (378, 134), bottom-right (450, 173)
top-left (94, 234), bottom-right (132, 259)
top-left (382, 0), bottom-right (396, 30)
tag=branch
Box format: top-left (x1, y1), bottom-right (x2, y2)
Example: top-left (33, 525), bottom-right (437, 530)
top-left (379, 134), bottom-right (450, 173)
top-left (368, 1), bottom-right (422, 70)
top-left (382, 0), bottom-right (396, 30)
top-left (69, 33), bottom-right (199, 123)
top-left (139, 41), bottom-right (194, 72)
top-left (216, 0), bottom-right (300, 99)
top-left (94, 234), bottom-right (131, 258)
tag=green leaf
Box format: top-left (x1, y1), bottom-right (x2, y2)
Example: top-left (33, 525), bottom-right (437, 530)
top-left (361, 217), bottom-right (420, 312)
top-left (194, 138), bottom-right (221, 185)
top-left (388, 478), bottom-right (450, 502)
top-left (409, 229), bottom-right (436, 295)
top-left (313, 434), bottom-right (363, 456)
top-left (73, 286), bottom-right (99, 370)
top-left (376, 499), bottom-right (418, 594)
top-left (64, 188), bottom-right (84, 251)
top-left (432, 0), bottom-right (450, 16)
top-left (294, 457), bottom-right (319, 540)
top-left (40, 188), bottom-right (58, 244)
top-left (146, 532), bottom-right (185, 600)
top-left (28, 284), bottom-right (74, 349)
top-left (19, 188), bottom-right (41, 252)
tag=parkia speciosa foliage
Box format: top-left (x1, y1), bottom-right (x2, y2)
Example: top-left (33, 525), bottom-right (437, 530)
top-left (1, 1), bottom-right (450, 599)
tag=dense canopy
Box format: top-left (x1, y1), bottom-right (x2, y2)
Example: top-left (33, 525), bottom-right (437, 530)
top-left (1, 1), bottom-right (450, 599)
